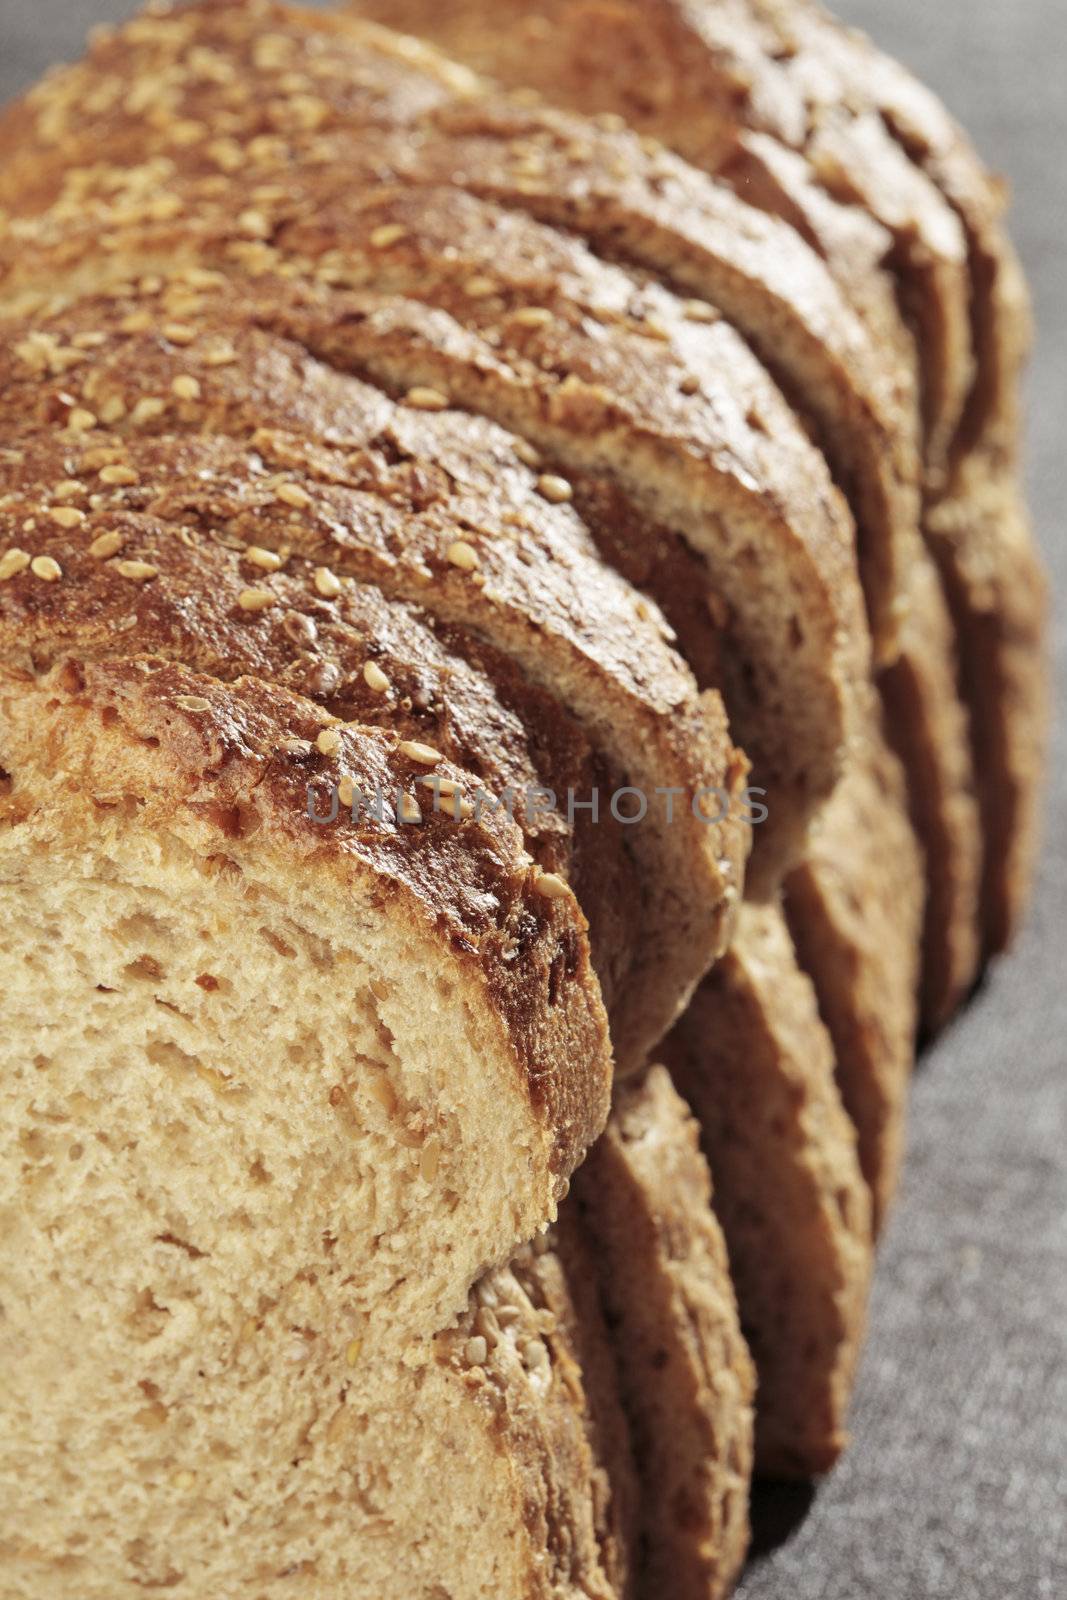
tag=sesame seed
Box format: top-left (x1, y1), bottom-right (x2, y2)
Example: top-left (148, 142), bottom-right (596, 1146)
top-left (533, 870), bottom-right (570, 900)
top-left (66, 408), bottom-right (98, 434)
top-left (202, 340), bottom-right (237, 367)
top-left (396, 793), bottom-right (422, 826)
top-left (48, 506), bottom-right (86, 529)
top-left (30, 555), bottom-right (62, 582)
top-left (99, 395), bottom-right (128, 425)
top-left (338, 775), bottom-right (357, 808)
top-left (464, 275), bottom-right (497, 298)
top-left (237, 587), bottom-right (276, 612)
top-left (464, 1336), bottom-right (488, 1367)
top-left (363, 660), bottom-right (391, 694)
top-left (0, 548), bottom-right (31, 581)
top-left (237, 208), bottom-right (271, 238)
top-left (316, 728), bottom-right (342, 757)
top-left (418, 774), bottom-right (462, 797)
top-left (244, 545), bottom-right (283, 571)
top-left (314, 566), bottom-right (342, 599)
top-left (89, 531), bottom-right (125, 559)
top-left (513, 439), bottom-right (541, 468)
top-left (129, 398), bottom-right (167, 426)
top-left (398, 739), bottom-right (442, 766)
top-left (404, 386), bottom-right (449, 412)
top-left (53, 480), bottom-right (84, 501)
top-left (369, 222), bottom-right (408, 249)
top-left (120, 311), bottom-right (154, 334)
top-left (275, 481), bottom-right (313, 510)
top-left (446, 539), bottom-right (480, 571)
top-left (171, 1470), bottom-right (196, 1491)
top-left (441, 791), bottom-right (474, 821)
top-left (175, 695), bottom-right (212, 713)
top-left (163, 322), bottom-right (196, 346)
top-left (171, 374), bottom-right (202, 401)
top-left (116, 560), bottom-right (159, 582)
top-left (98, 463), bottom-right (140, 486)
top-left (345, 1338), bottom-right (363, 1368)
top-left (683, 299), bottom-right (719, 324)
top-left (537, 474), bottom-right (573, 505)
top-left (509, 306), bottom-right (554, 328)
top-left (522, 1339), bottom-right (549, 1371)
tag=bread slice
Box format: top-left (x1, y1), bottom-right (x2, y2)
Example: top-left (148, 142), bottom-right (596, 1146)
top-left (661, 902), bottom-right (873, 1477)
top-left (785, 716), bottom-right (925, 1226)
top-left (924, 461), bottom-right (1050, 953)
top-left (879, 551), bottom-right (983, 1030)
top-left (0, 5), bottom-right (869, 890)
top-left (0, 288), bottom-right (749, 1070)
top-left (0, 648), bottom-right (614, 1421)
top-left (572, 1068), bottom-right (756, 1600)
top-left (1, 1078), bottom-right (636, 1599)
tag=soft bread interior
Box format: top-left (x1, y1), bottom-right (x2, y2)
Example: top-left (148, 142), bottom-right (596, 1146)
top-left (0, 659), bottom-right (614, 1594)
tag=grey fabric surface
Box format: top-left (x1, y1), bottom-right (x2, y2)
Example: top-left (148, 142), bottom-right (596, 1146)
top-left (0, 2), bottom-right (1063, 1596)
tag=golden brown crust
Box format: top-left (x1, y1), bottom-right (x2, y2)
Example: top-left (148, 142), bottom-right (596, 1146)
top-left (573, 1068), bottom-right (755, 1600)
top-left (0, 429), bottom-right (641, 1026)
top-left (745, 0), bottom-right (1032, 470)
top-left (0, 653), bottom-right (612, 1185)
top-left (0, 283), bottom-right (748, 1068)
top-left (662, 903), bottom-right (873, 1477)
top-left (0, 1), bottom-right (869, 888)
top-left (387, 94), bottom-right (917, 661)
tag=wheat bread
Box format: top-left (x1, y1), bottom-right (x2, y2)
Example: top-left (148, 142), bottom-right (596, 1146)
top-left (785, 719), bottom-right (925, 1225)
top-left (573, 1068), bottom-right (756, 1599)
top-left (661, 904), bottom-right (873, 1477)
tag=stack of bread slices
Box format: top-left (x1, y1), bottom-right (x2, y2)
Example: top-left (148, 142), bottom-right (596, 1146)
top-left (0, 2), bottom-right (1046, 1596)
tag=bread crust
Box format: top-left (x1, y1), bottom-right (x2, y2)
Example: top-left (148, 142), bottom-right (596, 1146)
top-left (350, 0), bottom-right (972, 475)
top-left (0, 653), bottom-right (612, 1187)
